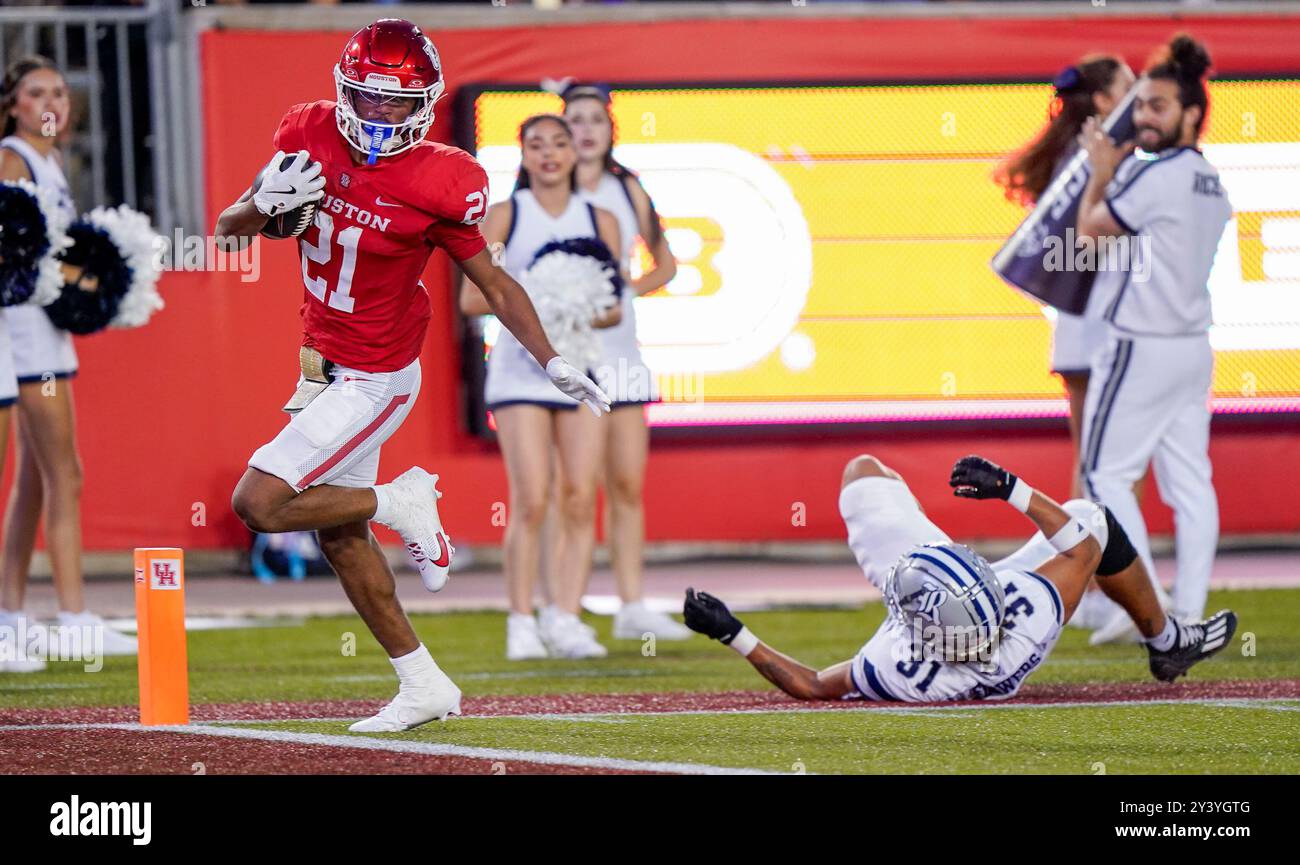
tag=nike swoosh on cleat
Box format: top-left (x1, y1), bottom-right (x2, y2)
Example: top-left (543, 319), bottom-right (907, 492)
top-left (432, 532), bottom-right (451, 568)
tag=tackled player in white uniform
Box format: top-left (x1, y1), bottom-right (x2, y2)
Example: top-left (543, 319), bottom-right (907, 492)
top-left (683, 454), bottom-right (1236, 703)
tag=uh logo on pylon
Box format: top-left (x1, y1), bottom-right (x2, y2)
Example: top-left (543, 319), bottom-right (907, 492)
top-left (151, 559), bottom-right (182, 591)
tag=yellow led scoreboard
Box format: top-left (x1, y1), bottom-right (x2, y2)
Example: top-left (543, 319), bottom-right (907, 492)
top-left (461, 80), bottom-right (1300, 427)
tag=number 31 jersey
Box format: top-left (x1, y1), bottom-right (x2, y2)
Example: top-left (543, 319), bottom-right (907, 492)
top-left (272, 101), bottom-right (489, 372)
top-left (850, 570), bottom-right (1065, 702)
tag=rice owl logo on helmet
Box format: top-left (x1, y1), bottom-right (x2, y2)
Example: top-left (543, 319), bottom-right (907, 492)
top-left (884, 542), bottom-right (1006, 663)
top-left (333, 19), bottom-right (445, 161)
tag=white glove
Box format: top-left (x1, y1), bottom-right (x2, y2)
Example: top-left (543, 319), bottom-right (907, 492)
top-left (253, 150), bottom-right (326, 217)
top-left (546, 356), bottom-right (611, 417)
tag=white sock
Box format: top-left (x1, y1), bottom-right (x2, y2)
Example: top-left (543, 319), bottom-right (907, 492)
top-left (371, 484), bottom-right (395, 526)
top-left (1145, 617), bottom-right (1177, 652)
top-left (390, 643), bottom-right (437, 682)
top-left (508, 612), bottom-right (536, 627)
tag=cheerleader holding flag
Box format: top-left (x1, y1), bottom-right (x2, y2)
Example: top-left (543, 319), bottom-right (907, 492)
top-left (991, 71), bottom-right (1137, 314)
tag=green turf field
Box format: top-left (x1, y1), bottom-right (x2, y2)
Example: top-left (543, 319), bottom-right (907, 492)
top-left (3, 587), bottom-right (1298, 774)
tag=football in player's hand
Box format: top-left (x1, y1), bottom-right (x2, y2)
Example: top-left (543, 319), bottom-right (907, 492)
top-left (253, 153), bottom-right (320, 239)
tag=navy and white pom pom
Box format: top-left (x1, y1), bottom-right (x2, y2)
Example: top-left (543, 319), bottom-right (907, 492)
top-left (521, 237), bottom-right (621, 371)
top-left (44, 205), bottom-right (163, 335)
top-left (529, 237), bottom-right (625, 297)
top-left (0, 178), bottom-right (72, 307)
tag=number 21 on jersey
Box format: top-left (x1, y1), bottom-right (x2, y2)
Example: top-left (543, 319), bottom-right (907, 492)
top-left (300, 211), bottom-right (360, 313)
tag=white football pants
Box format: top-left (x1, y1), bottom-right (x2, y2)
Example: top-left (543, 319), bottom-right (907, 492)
top-left (1079, 331), bottom-right (1218, 620)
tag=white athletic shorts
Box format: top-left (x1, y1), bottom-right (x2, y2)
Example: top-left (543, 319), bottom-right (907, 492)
top-left (6, 303), bottom-right (78, 381)
top-left (0, 311), bottom-right (18, 406)
top-left (839, 476), bottom-right (951, 591)
top-left (1050, 311), bottom-right (1107, 376)
top-left (249, 357), bottom-right (420, 492)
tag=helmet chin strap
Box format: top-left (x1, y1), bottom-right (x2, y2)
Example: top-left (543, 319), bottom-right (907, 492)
top-left (361, 122), bottom-right (396, 165)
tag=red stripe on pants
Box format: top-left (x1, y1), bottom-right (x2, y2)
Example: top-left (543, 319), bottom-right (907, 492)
top-left (297, 393), bottom-right (411, 488)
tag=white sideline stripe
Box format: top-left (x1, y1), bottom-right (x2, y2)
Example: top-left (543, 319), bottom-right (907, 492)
top-left (1204, 700), bottom-right (1300, 712)
top-left (0, 722), bottom-right (780, 775)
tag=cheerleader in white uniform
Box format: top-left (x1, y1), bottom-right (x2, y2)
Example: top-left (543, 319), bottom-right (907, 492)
top-left (562, 85), bottom-right (688, 641)
top-left (0, 56), bottom-right (136, 669)
top-left (460, 114), bottom-right (623, 660)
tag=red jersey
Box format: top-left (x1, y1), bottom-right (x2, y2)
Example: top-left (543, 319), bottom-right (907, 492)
top-left (271, 101), bottom-right (488, 372)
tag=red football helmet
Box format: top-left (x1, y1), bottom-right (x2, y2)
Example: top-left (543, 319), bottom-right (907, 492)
top-left (333, 19), bottom-right (445, 161)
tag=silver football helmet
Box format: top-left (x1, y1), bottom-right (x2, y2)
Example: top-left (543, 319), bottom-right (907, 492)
top-left (883, 542), bottom-right (1006, 663)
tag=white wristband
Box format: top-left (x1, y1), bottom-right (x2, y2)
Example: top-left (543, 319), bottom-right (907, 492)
top-left (1049, 518), bottom-right (1090, 553)
top-left (727, 627), bottom-right (759, 657)
top-left (1007, 478), bottom-right (1033, 513)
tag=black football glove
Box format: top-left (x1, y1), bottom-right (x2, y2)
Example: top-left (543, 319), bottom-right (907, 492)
top-left (683, 588), bottom-right (745, 644)
top-left (949, 455), bottom-right (1020, 501)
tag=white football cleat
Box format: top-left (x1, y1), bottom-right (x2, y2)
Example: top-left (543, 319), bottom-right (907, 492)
top-left (541, 609), bottom-right (607, 659)
top-left (57, 611), bottom-right (138, 656)
top-left (613, 601), bottom-right (692, 641)
top-left (506, 613), bottom-right (549, 661)
top-left (380, 467), bottom-right (454, 593)
top-left (348, 666), bottom-right (462, 733)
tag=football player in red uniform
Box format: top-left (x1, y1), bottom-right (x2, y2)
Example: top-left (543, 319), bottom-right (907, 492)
top-left (215, 19), bottom-right (609, 732)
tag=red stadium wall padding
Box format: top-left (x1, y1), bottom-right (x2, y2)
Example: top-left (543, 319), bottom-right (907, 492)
top-left (43, 13), bottom-right (1300, 552)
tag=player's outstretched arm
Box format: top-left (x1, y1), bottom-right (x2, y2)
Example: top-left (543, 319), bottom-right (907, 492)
top-left (683, 589), bottom-right (853, 701)
top-left (460, 249), bottom-right (611, 415)
top-left (949, 455), bottom-right (1100, 569)
top-left (950, 455), bottom-right (1101, 618)
top-left (460, 248), bottom-right (556, 363)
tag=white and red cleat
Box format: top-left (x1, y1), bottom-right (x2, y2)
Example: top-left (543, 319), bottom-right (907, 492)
top-left (378, 467), bottom-right (455, 592)
top-left (348, 664), bottom-right (462, 733)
